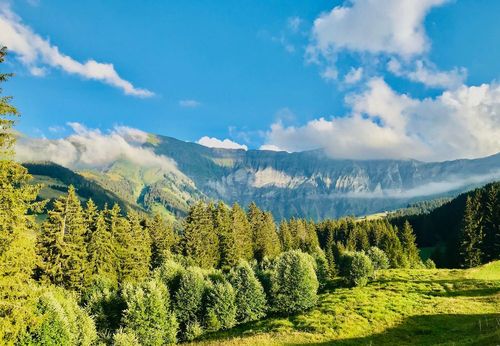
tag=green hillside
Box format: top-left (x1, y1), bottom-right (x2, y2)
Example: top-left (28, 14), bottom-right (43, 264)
top-left (189, 262), bottom-right (500, 346)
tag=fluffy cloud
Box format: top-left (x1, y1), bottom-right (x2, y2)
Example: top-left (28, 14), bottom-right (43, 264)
top-left (309, 0), bottom-right (448, 59)
top-left (179, 99), bottom-right (201, 108)
top-left (197, 136), bottom-right (248, 150)
top-left (388, 59), bottom-right (466, 89)
top-left (261, 78), bottom-right (500, 161)
top-left (16, 123), bottom-right (178, 171)
top-left (0, 5), bottom-right (153, 97)
top-left (344, 67), bottom-right (363, 84)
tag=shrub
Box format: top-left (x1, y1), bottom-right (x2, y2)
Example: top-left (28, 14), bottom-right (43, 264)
top-left (347, 252), bottom-right (374, 287)
top-left (203, 280), bottom-right (237, 332)
top-left (112, 329), bottom-right (140, 346)
top-left (153, 259), bottom-right (184, 294)
top-left (24, 287), bottom-right (97, 346)
top-left (228, 261), bottom-right (267, 323)
top-left (184, 321), bottom-right (203, 341)
top-left (311, 249), bottom-right (330, 290)
top-left (367, 247), bottom-right (389, 271)
top-left (270, 250), bottom-right (319, 315)
top-left (338, 251), bottom-right (355, 277)
top-left (82, 276), bottom-right (123, 333)
top-left (424, 258), bottom-right (436, 269)
top-left (173, 267), bottom-right (205, 332)
top-left (121, 279), bottom-right (177, 346)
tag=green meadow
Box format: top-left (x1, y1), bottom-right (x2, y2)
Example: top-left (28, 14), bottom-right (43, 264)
top-left (190, 262), bottom-right (500, 346)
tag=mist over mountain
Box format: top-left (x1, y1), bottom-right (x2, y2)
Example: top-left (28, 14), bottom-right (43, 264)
top-left (18, 129), bottom-right (500, 220)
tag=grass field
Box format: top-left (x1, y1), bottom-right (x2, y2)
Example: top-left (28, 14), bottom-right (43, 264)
top-left (190, 262), bottom-right (500, 345)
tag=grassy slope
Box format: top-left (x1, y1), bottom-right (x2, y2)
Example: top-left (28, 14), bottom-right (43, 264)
top-left (191, 262), bottom-right (500, 346)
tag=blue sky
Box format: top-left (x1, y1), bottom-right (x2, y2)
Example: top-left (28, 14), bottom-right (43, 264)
top-left (2, 0), bottom-right (500, 161)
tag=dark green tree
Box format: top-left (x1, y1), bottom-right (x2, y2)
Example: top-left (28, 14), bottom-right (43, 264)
top-left (460, 196), bottom-right (484, 268)
top-left (88, 210), bottom-right (118, 284)
top-left (400, 221), bottom-right (421, 268)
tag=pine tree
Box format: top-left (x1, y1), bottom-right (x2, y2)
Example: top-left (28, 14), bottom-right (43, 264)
top-left (88, 210), bottom-right (118, 284)
top-left (400, 221), bottom-right (420, 268)
top-left (38, 186), bottom-right (88, 291)
top-left (460, 196), bottom-right (484, 268)
top-left (482, 184), bottom-right (499, 261)
top-left (231, 203), bottom-right (253, 261)
top-left (214, 202), bottom-right (236, 269)
top-left (253, 211), bottom-right (281, 261)
top-left (121, 212), bottom-right (151, 283)
top-left (182, 202), bottom-right (219, 268)
top-left (279, 220), bottom-right (293, 251)
top-left (148, 213), bottom-right (175, 269)
top-left (84, 199), bottom-right (98, 242)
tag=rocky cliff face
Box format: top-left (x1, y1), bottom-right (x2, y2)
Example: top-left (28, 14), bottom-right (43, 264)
top-left (141, 135), bottom-right (500, 219)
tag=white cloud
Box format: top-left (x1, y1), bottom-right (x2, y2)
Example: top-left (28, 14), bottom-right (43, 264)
top-left (344, 67), bottom-right (363, 84)
top-left (261, 78), bottom-right (500, 161)
top-left (259, 144), bottom-right (286, 152)
top-left (179, 99), bottom-right (201, 108)
top-left (197, 136), bottom-right (248, 150)
top-left (16, 123), bottom-right (178, 171)
top-left (308, 0), bottom-right (448, 59)
top-left (321, 66), bottom-right (338, 81)
top-left (0, 5), bottom-right (153, 97)
top-left (388, 59), bottom-right (466, 89)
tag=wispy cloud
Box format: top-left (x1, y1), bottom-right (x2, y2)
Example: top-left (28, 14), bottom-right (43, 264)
top-left (179, 99), bottom-right (201, 108)
top-left (0, 4), bottom-right (153, 97)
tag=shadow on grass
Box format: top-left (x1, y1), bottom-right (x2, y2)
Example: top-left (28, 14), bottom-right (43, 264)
top-left (287, 313), bottom-right (500, 346)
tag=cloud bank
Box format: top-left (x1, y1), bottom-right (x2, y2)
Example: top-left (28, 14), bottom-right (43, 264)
top-left (197, 136), bottom-right (248, 150)
top-left (261, 78), bottom-right (500, 161)
top-left (0, 5), bottom-right (153, 97)
top-left (16, 124), bottom-right (178, 171)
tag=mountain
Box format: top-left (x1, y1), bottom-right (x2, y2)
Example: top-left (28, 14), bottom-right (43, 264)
top-left (23, 134), bottom-right (500, 220)
top-left (24, 161), bottom-right (136, 212)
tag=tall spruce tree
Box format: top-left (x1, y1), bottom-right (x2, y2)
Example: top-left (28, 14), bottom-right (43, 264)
top-left (38, 186), bottom-right (88, 290)
top-left (182, 202), bottom-right (219, 268)
top-left (88, 210), bottom-right (118, 284)
top-left (84, 199), bottom-right (98, 242)
top-left (214, 202), bottom-right (236, 268)
top-left (400, 221), bottom-right (420, 268)
top-left (231, 203), bottom-right (253, 261)
top-left (148, 213), bottom-right (175, 269)
top-left (279, 220), bottom-right (293, 251)
top-left (253, 211), bottom-right (281, 261)
top-left (121, 212), bottom-right (151, 283)
top-left (482, 184), bottom-right (499, 261)
top-left (460, 195), bottom-right (484, 268)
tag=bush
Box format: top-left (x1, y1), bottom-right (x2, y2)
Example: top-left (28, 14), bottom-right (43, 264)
top-left (338, 251), bottom-right (355, 277)
top-left (184, 321), bottom-right (203, 341)
top-left (173, 267), bottom-right (205, 332)
top-left (367, 247), bottom-right (389, 271)
top-left (112, 329), bottom-right (140, 346)
top-left (153, 259), bottom-right (184, 294)
top-left (311, 249), bottom-right (330, 290)
top-left (82, 276), bottom-right (123, 333)
top-left (228, 261), bottom-right (267, 323)
top-left (347, 252), bottom-right (374, 287)
top-left (203, 280), bottom-right (237, 332)
top-left (424, 258), bottom-right (436, 269)
top-left (23, 287), bottom-right (97, 346)
top-left (270, 250), bottom-right (319, 315)
top-left (121, 279), bottom-right (177, 346)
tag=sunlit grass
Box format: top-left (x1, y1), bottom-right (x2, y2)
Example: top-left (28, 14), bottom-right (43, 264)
top-left (189, 262), bottom-right (500, 345)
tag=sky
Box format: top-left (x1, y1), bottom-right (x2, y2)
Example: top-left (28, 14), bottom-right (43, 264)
top-left (1, 0), bottom-right (500, 162)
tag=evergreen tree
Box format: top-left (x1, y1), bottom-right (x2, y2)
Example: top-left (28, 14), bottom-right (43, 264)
top-left (88, 210), bottom-right (118, 284)
top-left (231, 203), bottom-right (253, 261)
top-left (203, 280), bottom-right (237, 332)
top-left (148, 213), bottom-right (175, 269)
top-left (270, 250), bottom-right (319, 315)
top-left (38, 186), bottom-right (88, 291)
top-left (347, 252), bottom-right (374, 287)
top-left (182, 202), bottom-right (219, 268)
top-left (460, 196), bottom-right (484, 268)
top-left (173, 267), bottom-right (206, 333)
top-left (400, 221), bottom-right (421, 268)
top-left (253, 211), bottom-right (281, 261)
top-left (121, 212), bottom-right (151, 283)
top-left (214, 202), bottom-right (237, 269)
top-left (228, 261), bottom-right (267, 323)
top-left (83, 199), bottom-right (98, 242)
top-left (279, 220), bottom-right (293, 251)
top-left (122, 279), bottom-right (178, 345)
top-left (482, 184), bottom-right (499, 261)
